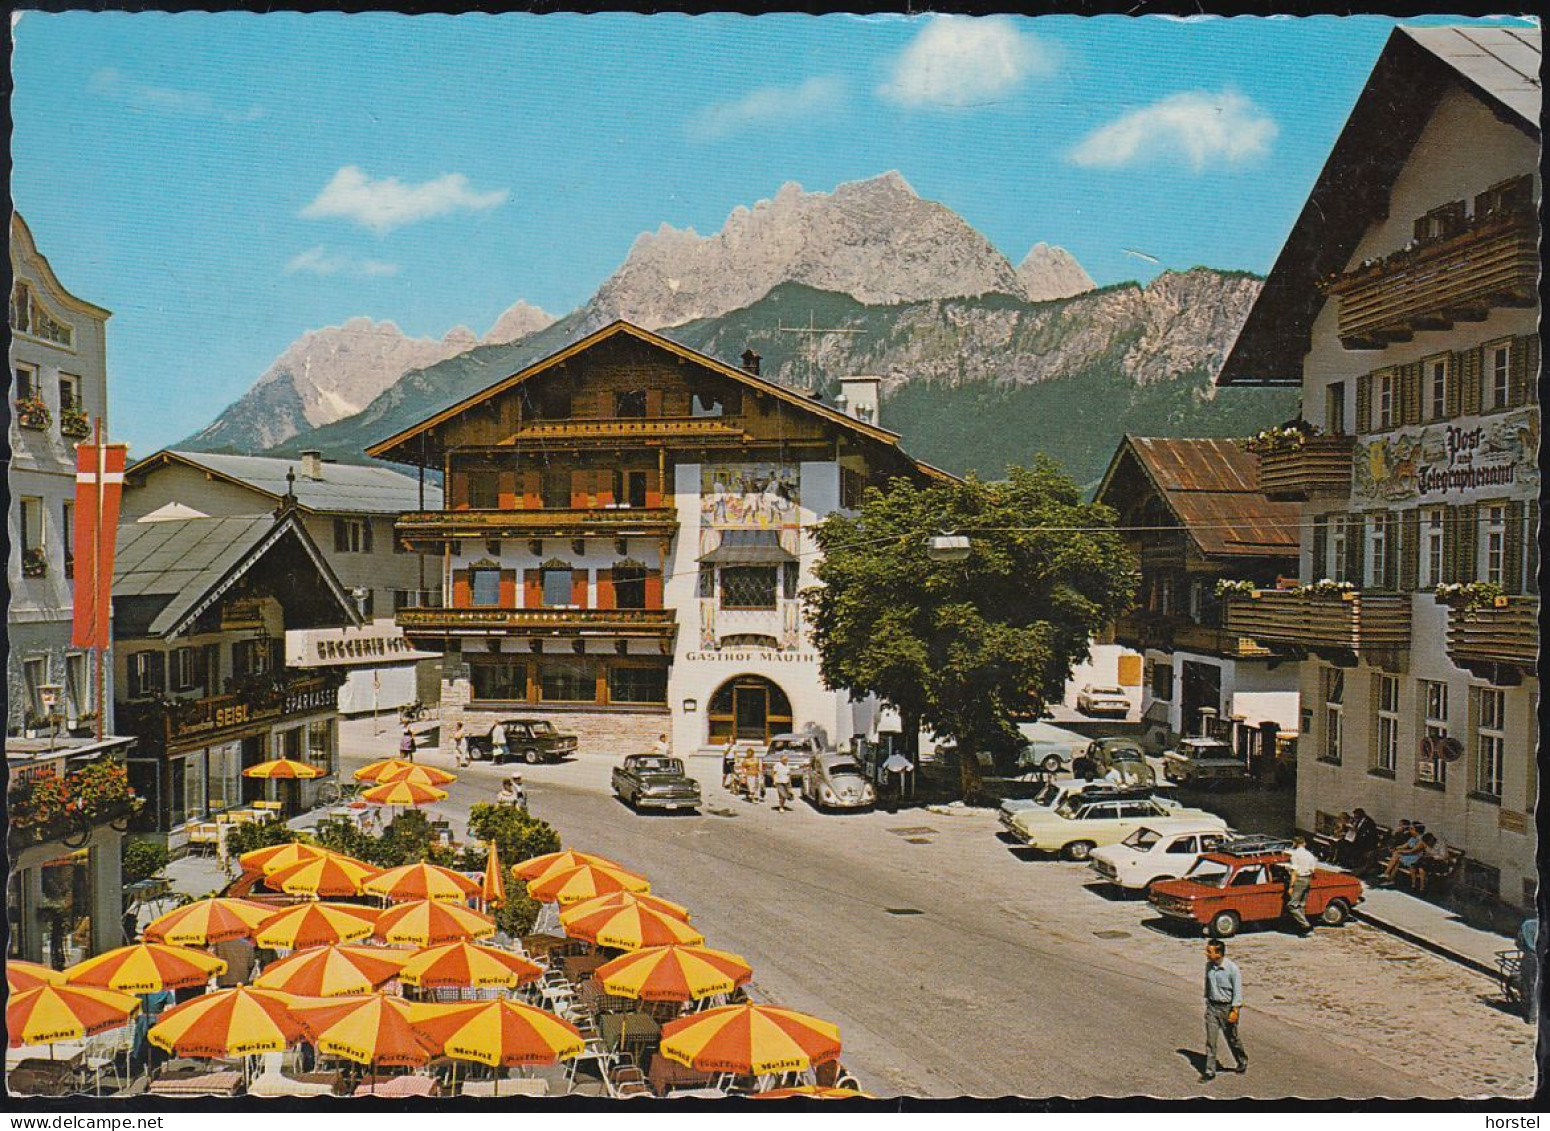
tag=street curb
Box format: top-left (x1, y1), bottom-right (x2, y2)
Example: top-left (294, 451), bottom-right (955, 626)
top-left (1353, 908), bottom-right (1501, 978)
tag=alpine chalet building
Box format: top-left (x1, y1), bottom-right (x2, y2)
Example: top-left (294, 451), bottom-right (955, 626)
top-left (1216, 27), bottom-right (1539, 909)
top-left (368, 322), bottom-right (947, 756)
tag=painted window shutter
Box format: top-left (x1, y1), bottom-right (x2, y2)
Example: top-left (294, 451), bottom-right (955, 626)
top-left (1343, 515), bottom-right (1365, 587)
top-left (1460, 347), bottom-right (1483, 416)
top-left (497, 471), bottom-right (518, 510)
top-left (499, 569), bottom-right (517, 606)
top-left (1508, 334), bottom-right (1532, 408)
top-left (520, 470), bottom-right (541, 509)
top-left (1381, 512), bottom-right (1399, 590)
top-left (449, 471), bottom-right (470, 512)
top-left (1441, 507), bottom-right (1461, 584)
top-left (524, 569), bottom-right (542, 608)
top-left (1504, 499), bottom-right (1525, 594)
top-left (571, 470), bottom-right (591, 509)
top-left (1398, 507), bottom-right (1421, 592)
top-left (596, 568), bottom-right (616, 610)
top-left (644, 469), bottom-right (663, 508)
top-left (452, 570), bottom-right (471, 609)
top-left (1354, 374), bottom-right (1372, 434)
top-left (645, 388), bottom-right (664, 418)
top-left (645, 569), bottom-right (663, 609)
top-left (572, 569), bottom-right (589, 608)
top-left (1522, 334), bottom-right (1540, 405)
top-left (1527, 501), bottom-right (1540, 596)
top-left (1456, 503), bottom-right (1480, 583)
top-left (1310, 520), bottom-right (1328, 583)
top-left (1399, 363), bottom-right (1422, 425)
top-left (595, 470), bottom-right (615, 507)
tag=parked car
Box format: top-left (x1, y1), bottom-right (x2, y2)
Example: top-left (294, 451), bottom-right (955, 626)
top-left (611, 755), bottom-right (702, 812)
top-left (1008, 792), bottom-right (1224, 861)
top-left (1161, 737), bottom-right (1251, 787)
top-left (467, 719), bottom-right (579, 764)
top-left (999, 778), bottom-right (1189, 836)
top-left (1147, 842), bottom-right (1364, 937)
top-left (1014, 721), bottom-right (1090, 775)
top-left (802, 752), bottom-right (876, 811)
top-left (1089, 821), bottom-right (1237, 894)
top-left (1085, 737), bottom-right (1149, 777)
top-left (1076, 684), bottom-right (1132, 717)
top-left (762, 733), bottom-right (819, 784)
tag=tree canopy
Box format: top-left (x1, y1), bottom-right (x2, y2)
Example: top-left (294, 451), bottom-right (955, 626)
top-left (804, 461), bottom-right (1137, 798)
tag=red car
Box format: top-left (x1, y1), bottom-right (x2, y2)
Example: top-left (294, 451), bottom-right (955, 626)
top-left (1147, 845), bottom-right (1364, 938)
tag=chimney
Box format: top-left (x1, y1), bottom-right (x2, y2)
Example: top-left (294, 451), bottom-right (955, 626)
top-left (740, 348), bottom-right (761, 377)
top-left (838, 376), bottom-right (882, 427)
top-left (300, 450), bottom-right (325, 480)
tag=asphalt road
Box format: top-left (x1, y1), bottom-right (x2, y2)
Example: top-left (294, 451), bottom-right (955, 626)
top-left (343, 725), bottom-right (1528, 1100)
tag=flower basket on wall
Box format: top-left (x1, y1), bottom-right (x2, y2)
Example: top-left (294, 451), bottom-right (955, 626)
top-left (22, 547), bottom-right (48, 578)
top-left (16, 395), bottom-right (51, 431)
top-left (60, 406), bottom-right (91, 439)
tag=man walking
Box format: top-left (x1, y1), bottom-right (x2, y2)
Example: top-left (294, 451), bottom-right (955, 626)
top-left (490, 721), bottom-right (508, 764)
top-left (771, 755), bottom-right (794, 812)
top-left (1201, 940), bottom-right (1247, 1081)
top-left (1284, 834), bottom-right (1318, 933)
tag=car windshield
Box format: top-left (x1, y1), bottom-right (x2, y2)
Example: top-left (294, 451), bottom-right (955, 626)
top-left (1185, 859), bottom-right (1232, 887)
top-left (826, 761), bottom-right (862, 777)
top-left (634, 758), bottom-right (682, 775)
top-left (1124, 827), bottom-right (1162, 850)
top-left (769, 739), bottom-right (804, 754)
top-left (1092, 687), bottom-right (1123, 696)
top-left (527, 722), bottom-right (556, 736)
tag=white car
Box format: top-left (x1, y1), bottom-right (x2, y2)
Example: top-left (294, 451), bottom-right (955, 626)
top-left (1088, 821), bottom-right (1235, 893)
top-left (1008, 794), bottom-right (1222, 861)
top-left (1076, 685), bottom-right (1131, 717)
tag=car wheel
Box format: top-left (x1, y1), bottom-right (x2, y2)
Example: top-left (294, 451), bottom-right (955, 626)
top-left (1208, 910), bottom-right (1241, 938)
top-left (523, 748), bottom-right (540, 765)
top-left (1320, 898), bottom-right (1350, 927)
top-left (1041, 754), bottom-right (1063, 774)
top-left (1063, 840), bottom-right (1096, 862)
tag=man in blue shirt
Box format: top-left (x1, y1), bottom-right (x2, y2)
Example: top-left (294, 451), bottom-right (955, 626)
top-left (1202, 939), bottom-right (1247, 1081)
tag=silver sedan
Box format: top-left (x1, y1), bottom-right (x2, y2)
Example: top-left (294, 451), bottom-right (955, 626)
top-left (802, 753), bottom-right (876, 811)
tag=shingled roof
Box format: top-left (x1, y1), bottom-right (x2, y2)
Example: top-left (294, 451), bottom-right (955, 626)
top-left (1097, 437), bottom-right (1299, 560)
top-left (127, 450), bottom-right (440, 515)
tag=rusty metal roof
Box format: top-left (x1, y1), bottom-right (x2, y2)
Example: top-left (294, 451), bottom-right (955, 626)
top-left (1108, 437), bottom-right (1299, 559)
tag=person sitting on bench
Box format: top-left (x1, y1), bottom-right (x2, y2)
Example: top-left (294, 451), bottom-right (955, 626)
top-left (1381, 822), bottom-right (1426, 883)
top-left (1411, 833), bottom-right (1453, 894)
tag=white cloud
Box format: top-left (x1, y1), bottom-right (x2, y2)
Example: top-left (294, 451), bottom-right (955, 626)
top-left (877, 15), bottom-right (1055, 109)
top-left (688, 76), bottom-right (846, 141)
top-left (1069, 89), bottom-right (1278, 172)
top-left (284, 246), bottom-right (399, 278)
top-left (299, 166), bottom-right (508, 234)
top-left (89, 67), bottom-right (266, 124)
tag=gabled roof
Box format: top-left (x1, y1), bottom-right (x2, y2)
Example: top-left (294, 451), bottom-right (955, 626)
top-left (1096, 436), bottom-right (1299, 560)
top-left (1217, 25), bottom-right (1540, 386)
top-left (365, 319), bottom-right (954, 481)
top-left (128, 449), bottom-right (440, 514)
top-left (10, 213), bottom-right (113, 320)
top-left (113, 511), bottom-right (361, 639)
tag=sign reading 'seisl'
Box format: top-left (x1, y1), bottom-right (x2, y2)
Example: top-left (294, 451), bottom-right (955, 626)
top-left (1353, 409), bottom-right (1539, 504)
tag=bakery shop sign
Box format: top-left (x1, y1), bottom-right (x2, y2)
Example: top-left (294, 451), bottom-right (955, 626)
top-left (287, 623), bottom-right (430, 668)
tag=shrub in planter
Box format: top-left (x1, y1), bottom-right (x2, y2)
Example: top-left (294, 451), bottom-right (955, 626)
top-left (1434, 581), bottom-right (1507, 611)
top-left (123, 839), bottom-right (170, 886)
top-left (60, 406), bottom-right (91, 439)
top-left (16, 395), bottom-right (51, 430)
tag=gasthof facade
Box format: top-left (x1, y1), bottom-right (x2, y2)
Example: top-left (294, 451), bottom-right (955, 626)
top-left (1217, 27), bottom-right (1540, 908)
top-left (369, 321), bottom-right (947, 758)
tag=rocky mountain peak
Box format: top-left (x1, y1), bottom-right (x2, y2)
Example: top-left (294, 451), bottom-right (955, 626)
top-left (1016, 243), bottom-right (1096, 303)
top-left (482, 299), bottom-right (557, 345)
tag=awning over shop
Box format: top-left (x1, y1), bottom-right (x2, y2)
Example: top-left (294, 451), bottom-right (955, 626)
top-left (697, 529), bottom-right (797, 566)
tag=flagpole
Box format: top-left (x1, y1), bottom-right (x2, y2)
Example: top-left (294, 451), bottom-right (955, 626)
top-left (93, 417), bottom-right (105, 742)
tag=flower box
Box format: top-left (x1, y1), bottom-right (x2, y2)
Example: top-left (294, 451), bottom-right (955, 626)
top-left (60, 407), bottom-right (91, 439)
top-left (16, 396), bottom-right (51, 431)
top-left (21, 547), bottom-right (48, 578)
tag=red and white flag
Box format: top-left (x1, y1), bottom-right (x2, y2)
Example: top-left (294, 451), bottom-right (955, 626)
top-left (71, 441), bottom-right (129, 650)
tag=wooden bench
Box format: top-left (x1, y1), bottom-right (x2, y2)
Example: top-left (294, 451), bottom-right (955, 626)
top-left (1397, 846), bottom-right (1465, 894)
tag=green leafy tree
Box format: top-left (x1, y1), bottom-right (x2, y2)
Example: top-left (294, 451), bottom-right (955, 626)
top-left (805, 460), bottom-right (1138, 800)
top-left (224, 817), bottom-right (301, 860)
top-left (122, 839), bottom-right (169, 886)
top-left (462, 804), bottom-right (562, 938)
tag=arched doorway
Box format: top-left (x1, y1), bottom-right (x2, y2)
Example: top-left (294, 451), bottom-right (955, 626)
top-left (708, 676), bottom-right (793, 744)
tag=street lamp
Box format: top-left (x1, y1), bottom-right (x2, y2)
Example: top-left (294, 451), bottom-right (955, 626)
top-left (926, 534), bottom-right (971, 563)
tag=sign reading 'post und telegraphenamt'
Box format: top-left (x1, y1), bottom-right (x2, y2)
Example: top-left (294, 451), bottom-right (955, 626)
top-left (1352, 409), bottom-right (1539, 505)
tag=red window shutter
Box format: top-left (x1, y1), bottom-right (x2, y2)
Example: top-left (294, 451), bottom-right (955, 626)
top-left (497, 471), bottom-right (518, 510)
top-left (596, 569), bottom-right (616, 610)
top-left (449, 472), bottom-right (470, 512)
top-left (572, 569), bottom-right (590, 609)
top-left (524, 569), bottom-right (542, 608)
top-left (570, 470), bottom-right (589, 509)
top-left (645, 470), bottom-right (663, 509)
top-left (645, 569), bottom-right (663, 609)
top-left (521, 470), bottom-right (541, 509)
top-left (499, 569), bottom-right (516, 606)
top-left (452, 570), bottom-right (471, 608)
top-left (595, 471), bottom-right (615, 507)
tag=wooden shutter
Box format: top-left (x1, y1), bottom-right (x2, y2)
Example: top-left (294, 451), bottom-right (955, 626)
top-left (1444, 353), bottom-right (1463, 417)
top-left (1399, 507), bottom-right (1421, 592)
top-left (521, 470), bottom-right (541, 509)
top-left (1399, 363), bottom-right (1422, 425)
top-left (596, 568), bottom-right (616, 610)
top-left (1460, 346), bottom-right (1483, 416)
top-left (1382, 512), bottom-right (1399, 590)
top-left (645, 389), bottom-right (664, 418)
top-left (1522, 334), bottom-right (1540, 405)
top-left (645, 569), bottom-right (663, 609)
top-left (1441, 507), bottom-right (1461, 584)
top-left (362, 521), bottom-right (373, 554)
top-left (497, 471), bottom-right (518, 510)
top-left (1527, 501), bottom-right (1540, 596)
top-left (498, 569), bottom-right (517, 606)
top-left (452, 570), bottom-right (471, 608)
top-left (1310, 520), bottom-right (1328, 583)
top-left (1504, 499), bottom-right (1525, 594)
top-left (595, 470), bottom-right (616, 508)
top-left (524, 569), bottom-right (542, 608)
top-left (147, 650), bottom-right (166, 695)
top-left (570, 470), bottom-right (591, 509)
top-left (1355, 373), bottom-right (1372, 433)
top-left (1508, 335), bottom-right (1531, 408)
top-left (644, 469), bottom-right (663, 509)
top-left (1455, 504), bottom-right (1480, 583)
top-left (572, 569), bottom-right (589, 609)
top-left (1344, 515), bottom-right (1365, 587)
top-left (449, 471), bottom-right (469, 512)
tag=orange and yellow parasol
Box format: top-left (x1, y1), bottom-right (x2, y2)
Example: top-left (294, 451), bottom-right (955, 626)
top-left (373, 900), bottom-right (496, 947)
top-left (562, 890), bottom-right (692, 923)
top-left (374, 763), bottom-right (457, 787)
top-left (352, 758), bottom-right (417, 784)
top-left (8, 984), bottom-right (139, 1047)
top-left (362, 861), bottom-right (479, 904)
top-left (253, 944), bottom-right (412, 998)
top-left (143, 897), bottom-right (274, 946)
top-left (242, 758), bottom-right (326, 780)
top-left (593, 945), bottom-right (752, 1002)
top-left (238, 840), bottom-right (332, 877)
top-left (290, 992), bottom-right (443, 1068)
top-left (396, 941), bottom-right (543, 990)
top-left (64, 942), bottom-right (226, 994)
top-left (659, 1004), bottom-right (842, 1076)
top-left (361, 780), bottom-right (447, 807)
top-left (511, 849), bottom-right (623, 883)
top-left (264, 852), bottom-right (379, 898)
top-left (254, 902), bottom-right (379, 950)
top-left (560, 898), bottom-right (703, 951)
top-left (409, 998), bottom-right (583, 1068)
top-left (480, 840), bottom-right (506, 908)
top-left (147, 986), bottom-right (305, 1059)
top-left (526, 861), bottom-right (650, 906)
top-left (6, 959), bottom-right (66, 993)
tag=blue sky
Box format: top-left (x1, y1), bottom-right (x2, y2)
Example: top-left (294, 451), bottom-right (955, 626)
top-left (11, 12), bottom-right (1534, 454)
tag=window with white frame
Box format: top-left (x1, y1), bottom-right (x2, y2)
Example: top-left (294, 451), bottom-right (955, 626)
top-left (1377, 371), bottom-right (1395, 429)
top-left (20, 496), bottom-right (45, 554)
top-left (1330, 519), bottom-right (1348, 584)
top-left (1421, 508), bottom-right (1446, 589)
top-left (333, 518), bottom-right (372, 554)
top-left (542, 568), bottom-right (575, 607)
top-left (14, 362), bottom-right (38, 402)
top-left (1474, 687), bottom-right (1505, 800)
top-left (22, 657), bottom-right (46, 722)
top-left (1368, 517), bottom-right (1388, 588)
top-left (1374, 674), bottom-right (1400, 774)
top-left (1419, 679), bottom-right (1450, 786)
top-left (1427, 357), bottom-right (1449, 421)
top-left (65, 652), bottom-right (89, 719)
top-left (1481, 504), bottom-right (1507, 585)
top-left (58, 373), bottom-right (80, 414)
top-left (169, 646), bottom-right (199, 693)
top-left (1490, 343), bottom-right (1512, 411)
top-left (1321, 667), bottom-right (1344, 764)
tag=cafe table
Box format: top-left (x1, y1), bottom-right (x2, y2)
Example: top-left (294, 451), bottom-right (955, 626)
top-left (561, 952), bottom-right (610, 982)
top-left (599, 1011), bottom-right (661, 1056)
top-left (147, 1070), bottom-right (243, 1097)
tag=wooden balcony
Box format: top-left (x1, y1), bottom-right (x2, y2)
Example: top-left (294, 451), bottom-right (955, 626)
top-left (513, 415), bottom-right (749, 446)
top-left (398, 507), bottom-right (678, 542)
top-left (397, 606), bottom-right (677, 639)
top-left (1446, 597), bottom-right (1538, 677)
top-left (1113, 611), bottom-right (1271, 660)
top-left (118, 673), bottom-right (342, 755)
top-left (1223, 589), bottom-right (1410, 658)
top-left (1322, 210), bottom-right (1538, 350)
top-left (1254, 435), bottom-right (1356, 501)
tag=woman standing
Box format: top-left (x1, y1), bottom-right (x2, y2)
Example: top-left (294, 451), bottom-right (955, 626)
top-left (453, 721), bottom-right (469, 767)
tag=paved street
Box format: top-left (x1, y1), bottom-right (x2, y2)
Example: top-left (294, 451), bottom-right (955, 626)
top-left (346, 719), bottom-right (1534, 1100)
